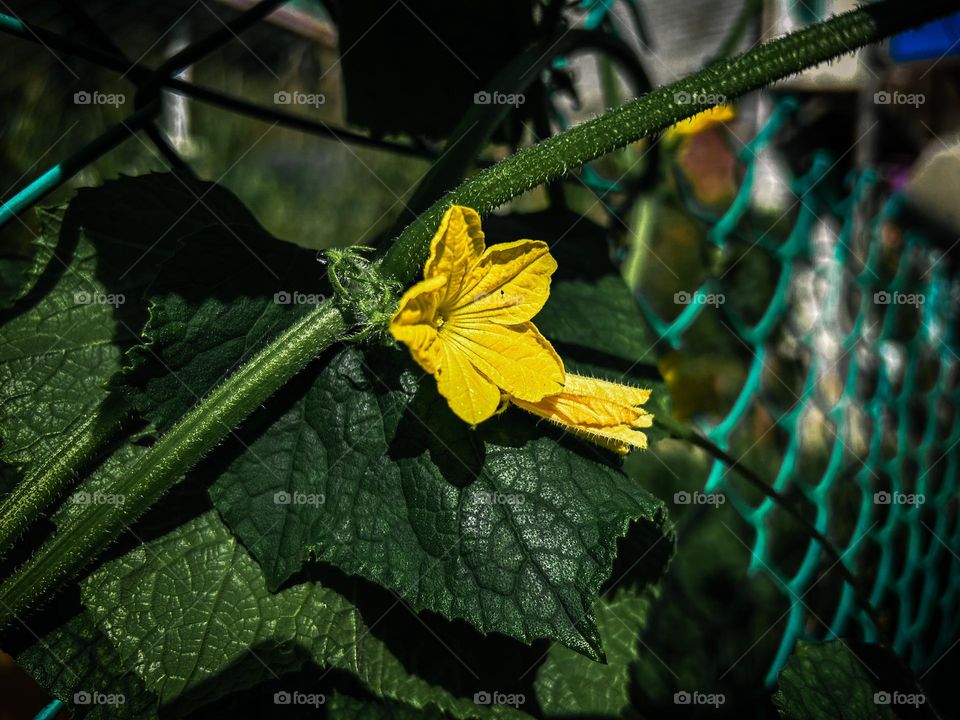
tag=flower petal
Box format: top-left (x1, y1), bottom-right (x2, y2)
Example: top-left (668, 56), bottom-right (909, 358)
top-left (562, 374), bottom-right (652, 414)
top-left (435, 339), bottom-right (502, 425)
top-left (390, 274), bottom-right (447, 374)
top-left (424, 206), bottom-right (486, 305)
top-left (511, 373), bottom-right (653, 454)
top-left (568, 425), bottom-right (650, 454)
top-left (450, 239), bottom-right (557, 324)
top-left (443, 320), bottom-right (564, 402)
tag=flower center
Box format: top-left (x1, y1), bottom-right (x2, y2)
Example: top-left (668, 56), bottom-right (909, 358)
top-left (435, 304), bottom-right (450, 329)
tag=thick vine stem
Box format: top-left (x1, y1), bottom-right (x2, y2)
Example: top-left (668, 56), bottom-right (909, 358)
top-left (0, 398), bottom-right (128, 556)
top-left (379, 0), bottom-right (959, 282)
top-left (0, 0), bottom-right (956, 627)
top-left (0, 304), bottom-right (346, 627)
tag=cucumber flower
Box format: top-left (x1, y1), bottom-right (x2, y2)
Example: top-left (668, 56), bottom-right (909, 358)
top-left (391, 205), bottom-right (652, 451)
top-left (390, 205), bottom-right (564, 424)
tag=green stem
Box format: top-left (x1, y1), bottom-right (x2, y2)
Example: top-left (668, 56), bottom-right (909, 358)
top-left (0, 0), bottom-right (954, 627)
top-left (0, 398), bottom-right (128, 555)
top-left (379, 0), bottom-right (957, 282)
top-left (0, 304), bottom-right (346, 627)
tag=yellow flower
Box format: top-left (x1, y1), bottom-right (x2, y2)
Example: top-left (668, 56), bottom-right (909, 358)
top-left (390, 205), bottom-right (564, 425)
top-left (391, 205), bottom-right (655, 453)
top-left (510, 373), bottom-right (654, 454)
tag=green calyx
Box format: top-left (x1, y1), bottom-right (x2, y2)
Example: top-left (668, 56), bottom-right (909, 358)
top-left (323, 246), bottom-right (401, 342)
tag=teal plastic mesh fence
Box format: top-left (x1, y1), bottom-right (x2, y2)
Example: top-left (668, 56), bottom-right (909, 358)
top-left (633, 97), bottom-right (960, 684)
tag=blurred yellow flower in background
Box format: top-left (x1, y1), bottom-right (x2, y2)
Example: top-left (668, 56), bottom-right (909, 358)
top-left (666, 103), bottom-right (735, 139)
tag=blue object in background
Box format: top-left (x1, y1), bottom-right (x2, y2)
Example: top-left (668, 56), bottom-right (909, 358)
top-left (890, 12), bottom-right (960, 62)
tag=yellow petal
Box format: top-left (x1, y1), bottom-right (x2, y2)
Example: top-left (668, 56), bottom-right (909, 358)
top-left (562, 374), bottom-right (652, 413)
top-left (567, 426), bottom-right (648, 454)
top-left (511, 373), bottom-right (653, 453)
top-left (450, 239), bottom-right (557, 324)
top-left (442, 320), bottom-right (564, 403)
top-left (424, 206), bottom-right (485, 304)
top-left (435, 339), bottom-right (502, 425)
top-left (390, 274), bottom-right (447, 374)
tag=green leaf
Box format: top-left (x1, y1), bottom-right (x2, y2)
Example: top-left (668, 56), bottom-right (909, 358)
top-left (0, 208), bottom-right (123, 469)
top-left (208, 343), bottom-right (668, 659)
top-left (81, 511), bottom-right (525, 719)
top-left (121, 230), bottom-right (322, 435)
top-left (328, 693), bottom-right (455, 720)
top-left (0, 255), bottom-right (35, 310)
top-left (534, 585), bottom-right (657, 717)
top-left (773, 641), bottom-right (904, 720)
top-left (0, 173), bottom-right (281, 470)
top-left (520, 210), bottom-right (669, 437)
top-left (17, 611), bottom-right (157, 720)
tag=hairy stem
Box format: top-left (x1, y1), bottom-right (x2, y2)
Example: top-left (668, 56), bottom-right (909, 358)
top-left (379, 0), bottom-right (957, 281)
top-left (0, 399), bottom-right (128, 555)
top-left (0, 305), bottom-right (346, 627)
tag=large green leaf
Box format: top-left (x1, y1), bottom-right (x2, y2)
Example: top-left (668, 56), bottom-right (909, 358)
top-left (81, 511), bottom-right (525, 719)
top-left (0, 173), bottom-right (301, 471)
top-left (17, 611), bottom-right (157, 720)
top-left (0, 208), bottom-right (123, 469)
top-left (534, 585), bottom-right (657, 717)
top-left (120, 222), bottom-right (323, 434)
top-left (0, 252), bottom-right (39, 311)
top-left (208, 344), bottom-right (667, 659)
top-left (537, 272), bottom-right (658, 367)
